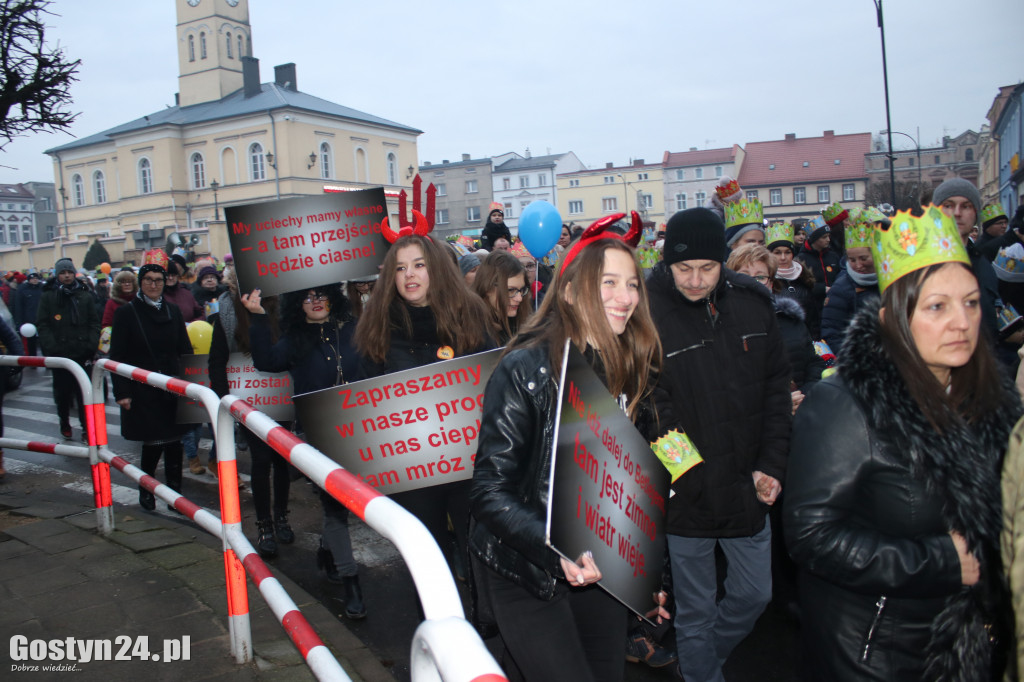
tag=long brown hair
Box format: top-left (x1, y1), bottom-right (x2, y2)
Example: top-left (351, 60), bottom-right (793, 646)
top-left (472, 251), bottom-right (533, 344)
top-left (224, 268), bottom-right (280, 353)
top-left (355, 235), bottom-right (490, 363)
top-left (879, 262), bottom-right (1003, 430)
top-left (509, 239), bottom-right (661, 421)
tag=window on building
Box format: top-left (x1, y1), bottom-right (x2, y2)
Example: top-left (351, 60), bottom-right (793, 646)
top-left (714, 166), bottom-right (723, 177)
top-left (637, 172), bottom-right (649, 181)
top-left (226, 32), bottom-right (233, 58)
top-left (466, 179), bottom-right (478, 194)
top-left (0, 227), bottom-right (6, 244)
top-left (237, 34), bottom-right (244, 58)
top-left (770, 188), bottom-right (782, 206)
top-left (72, 174), bottom-right (84, 206)
top-left (465, 167), bottom-right (476, 173)
top-left (8, 225), bottom-right (17, 244)
top-left (93, 170), bottom-right (106, 204)
top-left (794, 187), bottom-right (806, 204)
top-left (435, 183), bottom-right (446, 196)
top-left (843, 183), bottom-right (855, 201)
top-left (519, 200), bottom-right (531, 212)
top-left (883, 159), bottom-right (889, 169)
top-left (435, 209), bottom-right (449, 225)
top-left (21, 223), bottom-right (31, 243)
top-left (568, 200), bottom-right (583, 215)
top-left (965, 149), bottom-right (974, 162)
top-left (249, 144), bottom-right (266, 181)
top-left (604, 176), bottom-right (615, 184)
top-left (676, 193), bottom-right (687, 211)
top-left (695, 191), bottom-right (707, 206)
top-left (138, 158), bottom-right (153, 194)
top-left (569, 179), bottom-right (580, 187)
top-left (504, 203), bottom-right (513, 218)
top-left (200, 32), bottom-right (207, 59)
top-left (502, 177), bottom-right (511, 190)
top-left (602, 197), bottom-right (618, 212)
top-left (746, 190), bottom-right (758, 200)
top-left (46, 225), bottom-right (55, 241)
top-left (467, 206), bottom-right (481, 222)
top-left (519, 175), bottom-right (530, 188)
top-left (676, 169), bottom-right (685, 181)
top-left (935, 155), bottom-right (940, 164)
top-left (639, 193), bottom-right (653, 208)
top-left (695, 168), bottom-right (704, 179)
top-left (190, 152), bottom-right (205, 189)
top-left (19, 203), bottom-right (26, 210)
top-left (188, 35), bottom-right (195, 62)
top-left (908, 157), bottom-right (915, 166)
top-left (320, 142), bottom-right (332, 179)
top-left (387, 153), bottom-right (397, 185)
top-left (538, 174), bottom-right (547, 185)
top-left (817, 186), bottom-right (830, 203)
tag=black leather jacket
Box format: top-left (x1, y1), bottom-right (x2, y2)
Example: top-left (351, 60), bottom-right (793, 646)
top-left (469, 344), bottom-right (565, 599)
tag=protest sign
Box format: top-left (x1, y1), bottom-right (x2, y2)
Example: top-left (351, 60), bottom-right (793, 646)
top-left (177, 353), bottom-right (295, 423)
top-left (547, 342), bottom-right (670, 619)
top-left (293, 350), bottom-right (502, 494)
top-left (226, 188), bottom-right (389, 297)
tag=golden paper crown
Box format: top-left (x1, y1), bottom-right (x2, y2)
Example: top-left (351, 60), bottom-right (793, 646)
top-left (981, 203), bottom-right (1008, 225)
top-left (846, 206), bottom-right (887, 250)
top-left (764, 223), bottom-right (794, 246)
top-left (715, 178), bottom-right (742, 201)
top-left (724, 197), bottom-right (763, 230)
top-left (822, 202), bottom-right (849, 227)
top-left (870, 205), bottom-right (970, 294)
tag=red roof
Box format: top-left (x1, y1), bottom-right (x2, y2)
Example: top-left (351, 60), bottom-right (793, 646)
top-left (662, 145), bottom-right (738, 168)
top-left (737, 132), bottom-right (871, 186)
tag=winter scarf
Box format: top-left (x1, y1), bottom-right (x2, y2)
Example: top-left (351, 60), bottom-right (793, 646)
top-left (776, 259), bottom-right (803, 281)
top-left (842, 301), bottom-right (1022, 681)
top-left (845, 261), bottom-right (878, 287)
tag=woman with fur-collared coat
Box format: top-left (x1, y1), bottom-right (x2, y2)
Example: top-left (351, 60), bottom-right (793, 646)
top-left (784, 207), bottom-right (1021, 681)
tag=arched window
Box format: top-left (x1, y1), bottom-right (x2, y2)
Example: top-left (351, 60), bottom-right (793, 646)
top-left (188, 35), bottom-right (195, 62)
top-left (354, 147), bottom-right (367, 182)
top-left (93, 170), bottom-right (106, 204)
top-left (200, 32), bottom-right (207, 59)
top-left (237, 34), bottom-right (243, 58)
top-left (226, 32), bottom-right (232, 58)
top-left (965, 148), bottom-right (974, 162)
top-left (72, 174), bottom-right (85, 206)
top-left (138, 158), bottom-right (153, 195)
top-left (387, 153), bottom-right (397, 185)
top-left (190, 152), bottom-right (206, 189)
top-left (249, 143), bottom-right (266, 181)
top-left (320, 142), bottom-right (332, 179)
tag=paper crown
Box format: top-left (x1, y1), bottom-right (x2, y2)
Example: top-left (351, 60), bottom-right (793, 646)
top-left (381, 174), bottom-right (435, 243)
top-left (510, 240), bottom-right (530, 258)
top-left (715, 177), bottom-right (742, 203)
top-left (560, 212), bottom-right (642, 276)
top-left (764, 223), bottom-right (794, 246)
top-left (489, 202), bottom-right (503, 214)
top-left (998, 303), bottom-right (1023, 334)
top-left (981, 203), bottom-right (1008, 227)
top-left (846, 206), bottom-right (888, 251)
top-left (142, 249), bottom-right (169, 270)
top-left (822, 202), bottom-right (849, 227)
top-left (724, 198), bottom-right (763, 229)
top-left (870, 205), bottom-right (970, 294)
top-left (994, 244), bottom-right (1024, 274)
top-left (805, 215), bottom-right (828, 234)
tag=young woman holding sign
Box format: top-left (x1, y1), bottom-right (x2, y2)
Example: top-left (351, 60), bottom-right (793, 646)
top-left (354, 219), bottom-right (493, 581)
top-left (469, 213), bottom-right (665, 682)
top-left (241, 283), bottom-right (369, 619)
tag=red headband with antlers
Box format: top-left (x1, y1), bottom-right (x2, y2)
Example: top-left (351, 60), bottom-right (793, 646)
top-left (559, 211), bottom-right (643, 276)
top-left (381, 175), bottom-right (436, 243)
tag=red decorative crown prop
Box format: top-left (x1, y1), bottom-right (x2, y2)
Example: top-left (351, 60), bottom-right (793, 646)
top-left (381, 174), bottom-right (436, 243)
top-left (559, 211), bottom-right (642, 276)
top-left (715, 178), bottom-right (742, 202)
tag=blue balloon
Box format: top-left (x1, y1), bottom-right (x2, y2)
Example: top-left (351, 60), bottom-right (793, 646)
top-left (517, 201), bottom-right (563, 259)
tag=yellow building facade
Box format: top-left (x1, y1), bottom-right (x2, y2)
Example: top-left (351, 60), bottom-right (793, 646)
top-left (557, 161), bottom-right (665, 228)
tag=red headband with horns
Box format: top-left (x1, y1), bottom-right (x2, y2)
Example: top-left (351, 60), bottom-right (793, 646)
top-left (559, 211), bottom-right (643, 276)
top-left (381, 174), bottom-right (436, 243)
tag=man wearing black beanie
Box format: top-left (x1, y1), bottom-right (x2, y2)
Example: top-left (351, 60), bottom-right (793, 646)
top-left (646, 207), bottom-right (792, 682)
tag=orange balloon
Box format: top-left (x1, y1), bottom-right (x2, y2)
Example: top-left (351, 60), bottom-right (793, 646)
top-left (99, 262), bottom-right (111, 274)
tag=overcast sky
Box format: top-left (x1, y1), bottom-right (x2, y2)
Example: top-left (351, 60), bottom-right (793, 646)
top-left (1, 0), bottom-right (1021, 186)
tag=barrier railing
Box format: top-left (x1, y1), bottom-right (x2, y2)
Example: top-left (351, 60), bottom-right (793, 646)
top-left (2, 353), bottom-right (505, 681)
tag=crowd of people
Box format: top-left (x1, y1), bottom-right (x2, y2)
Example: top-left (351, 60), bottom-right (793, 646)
top-left (5, 177), bottom-right (1024, 681)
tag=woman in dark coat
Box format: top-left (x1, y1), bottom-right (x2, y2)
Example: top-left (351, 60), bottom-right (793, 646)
top-left (766, 223), bottom-right (821, 339)
top-left (110, 252), bottom-right (192, 511)
top-left (784, 207), bottom-right (1022, 681)
top-left (820, 208), bottom-right (885, 355)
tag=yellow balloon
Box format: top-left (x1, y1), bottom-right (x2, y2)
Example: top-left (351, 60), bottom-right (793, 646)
top-left (187, 320), bottom-right (214, 354)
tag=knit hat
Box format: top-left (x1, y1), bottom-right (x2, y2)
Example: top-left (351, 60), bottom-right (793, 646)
top-left (981, 203), bottom-right (1008, 229)
top-left (168, 254), bottom-right (187, 276)
top-left (459, 253), bottom-right (481, 277)
top-left (54, 257), bottom-right (75, 275)
top-left (806, 216), bottom-right (830, 244)
top-left (663, 208), bottom-right (727, 265)
top-left (932, 178), bottom-right (982, 216)
top-left (197, 265), bottom-right (220, 282)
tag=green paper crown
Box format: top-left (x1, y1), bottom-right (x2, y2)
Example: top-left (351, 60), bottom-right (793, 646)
top-left (764, 223), bottom-right (794, 246)
top-left (724, 198), bottom-right (763, 229)
top-left (822, 202), bottom-right (848, 226)
top-left (981, 203), bottom-right (1007, 225)
top-left (870, 205), bottom-right (970, 294)
top-left (846, 206), bottom-right (887, 250)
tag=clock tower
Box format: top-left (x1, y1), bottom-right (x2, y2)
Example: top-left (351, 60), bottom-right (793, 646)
top-left (176, 0), bottom-right (253, 107)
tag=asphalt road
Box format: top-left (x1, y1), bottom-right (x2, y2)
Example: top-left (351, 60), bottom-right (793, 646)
top-left (1, 367), bottom-right (800, 681)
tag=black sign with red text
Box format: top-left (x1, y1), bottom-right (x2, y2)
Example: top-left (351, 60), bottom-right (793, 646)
top-left (177, 353), bottom-right (295, 423)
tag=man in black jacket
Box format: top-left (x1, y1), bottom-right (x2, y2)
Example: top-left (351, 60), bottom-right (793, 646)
top-left (648, 208), bottom-right (791, 682)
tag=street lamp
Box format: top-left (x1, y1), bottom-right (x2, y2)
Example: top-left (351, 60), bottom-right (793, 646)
top-left (881, 129), bottom-right (922, 205)
top-left (873, 0), bottom-right (897, 206)
top-left (209, 179), bottom-right (220, 220)
top-left (617, 173), bottom-right (628, 213)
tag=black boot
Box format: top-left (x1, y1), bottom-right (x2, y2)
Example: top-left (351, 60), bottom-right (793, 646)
top-left (317, 539), bottom-right (342, 583)
top-left (139, 488), bottom-right (155, 511)
top-left (274, 511), bottom-right (295, 544)
top-left (342, 575), bottom-right (366, 619)
top-left (256, 519), bottom-right (278, 558)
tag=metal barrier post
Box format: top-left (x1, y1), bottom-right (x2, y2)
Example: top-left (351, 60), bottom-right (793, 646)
top-left (88, 362), bottom-right (114, 535)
